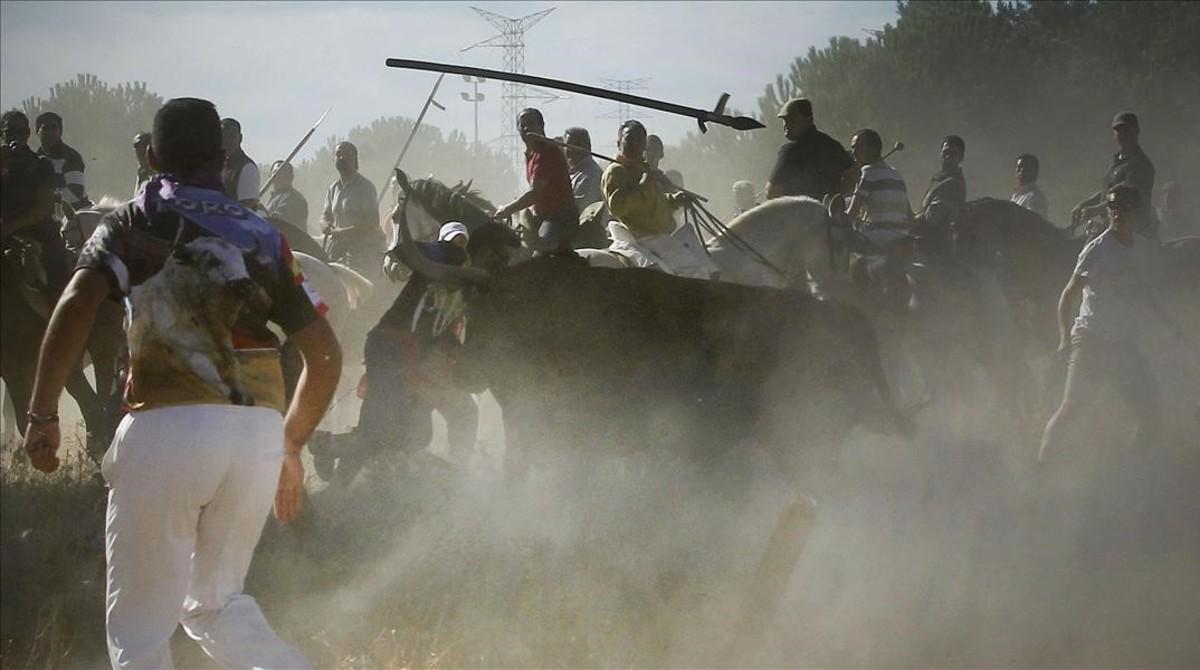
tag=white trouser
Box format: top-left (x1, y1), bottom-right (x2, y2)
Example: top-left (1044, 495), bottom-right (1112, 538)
top-left (100, 404), bottom-right (310, 669)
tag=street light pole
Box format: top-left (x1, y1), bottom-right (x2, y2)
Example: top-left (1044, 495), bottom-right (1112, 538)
top-left (460, 74), bottom-right (486, 153)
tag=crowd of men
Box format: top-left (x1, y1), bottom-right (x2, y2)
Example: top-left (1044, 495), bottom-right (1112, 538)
top-left (1, 90), bottom-right (1195, 669)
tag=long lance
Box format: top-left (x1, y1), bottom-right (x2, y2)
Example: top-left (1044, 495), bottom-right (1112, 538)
top-left (258, 107), bottom-right (331, 198)
top-left (377, 73), bottom-right (446, 206)
top-left (528, 133), bottom-right (708, 203)
top-left (385, 58), bottom-right (765, 133)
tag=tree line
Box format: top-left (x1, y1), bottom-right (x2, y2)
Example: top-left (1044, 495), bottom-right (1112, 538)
top-left (667, 0), bottom-right (1200, 223)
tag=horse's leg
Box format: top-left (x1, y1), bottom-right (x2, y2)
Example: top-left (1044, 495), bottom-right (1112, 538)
top-left (0, 371), bottom-right (33, 438)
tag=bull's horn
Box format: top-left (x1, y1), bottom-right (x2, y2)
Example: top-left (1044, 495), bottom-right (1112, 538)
top-left (394, 200), bottom-right (490, 286)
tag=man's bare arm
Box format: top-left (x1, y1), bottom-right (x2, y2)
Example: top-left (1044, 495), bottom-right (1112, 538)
top-left (274, 315), bottom-right (341, 523)
top-left (282, 316), bottom-right (342, 452)
top-left (1056, 274), bottom-right (1085, 351)
top-left (496, 177), bottom-right (547, 219)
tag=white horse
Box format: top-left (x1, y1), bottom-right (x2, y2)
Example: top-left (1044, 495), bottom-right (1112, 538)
top-left (576, 196), bottom-right (831, 291)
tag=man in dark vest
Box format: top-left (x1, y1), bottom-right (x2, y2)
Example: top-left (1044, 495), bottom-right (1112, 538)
top-left (221, 117), bottom-right (260, 210)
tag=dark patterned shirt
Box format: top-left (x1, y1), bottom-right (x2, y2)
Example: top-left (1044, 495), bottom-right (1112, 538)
top-left (77, 175), bottom-right (326, 412)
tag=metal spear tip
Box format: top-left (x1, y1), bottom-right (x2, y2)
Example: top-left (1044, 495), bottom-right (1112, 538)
top-left (726, 116), bottom-right (767, 131)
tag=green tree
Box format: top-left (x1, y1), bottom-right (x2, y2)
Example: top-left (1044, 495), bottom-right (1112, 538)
top-left (21, 74), bottom-right (163, 202)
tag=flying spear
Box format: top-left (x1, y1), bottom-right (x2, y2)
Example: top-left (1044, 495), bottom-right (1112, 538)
top-left (258, 107), bottom-right (331, 197)
top-left (384, 58), bottom-right (765, 133)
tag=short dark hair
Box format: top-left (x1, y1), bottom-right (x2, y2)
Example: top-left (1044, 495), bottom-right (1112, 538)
top-left (1016, 153), bottom-right (1039, 170)
top-left (563, 126), bottom-right (591, 150)
top-left (35, 111), bottom-right (62, 129)
top-left (943, 135), bottom-right (965, 153)
top-left (619, 119), bottom-right (646, 139)
top-left (854, 128), bottom-right (883, 155)
top-left (647, 134), bottom-right (664, 151)
top-left (2, 109), bottom-right (29, 130)
top-left (153, 98), bottom-right (223, 173)
top-left (518, 108), bottom-right (544, 128)
top-left (221, 118), bottom-right (242, 137)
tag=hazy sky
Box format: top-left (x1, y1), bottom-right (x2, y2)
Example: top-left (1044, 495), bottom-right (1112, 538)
top-left (1, 1), bottom-right (897, 164)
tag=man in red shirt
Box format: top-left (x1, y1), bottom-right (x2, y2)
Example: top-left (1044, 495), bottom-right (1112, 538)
top-left (495, 108), bottom-right (579, 253)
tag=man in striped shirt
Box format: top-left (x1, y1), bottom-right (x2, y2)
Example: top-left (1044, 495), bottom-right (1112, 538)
top-left (35, 112), bottom-right (91, 210)
top-left (845, 128), bottom-right (912, 247)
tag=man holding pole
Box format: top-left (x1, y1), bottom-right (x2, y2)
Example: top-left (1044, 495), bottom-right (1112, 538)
top-left (321, 141), bottom-right (382, 277)
top-left (601, 119), bottom-right (690, 241)
top-left (494, 108), bottom-right (578, 254)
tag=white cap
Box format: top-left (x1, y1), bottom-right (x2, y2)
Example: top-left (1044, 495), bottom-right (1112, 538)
top-left (437, 221), bottom-right (469, 243)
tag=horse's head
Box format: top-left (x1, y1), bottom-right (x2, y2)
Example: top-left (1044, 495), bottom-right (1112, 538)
top-left (386, 169), bottom-right (520, 280)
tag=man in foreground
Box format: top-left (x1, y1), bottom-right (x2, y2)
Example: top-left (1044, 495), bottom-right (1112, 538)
top-left (23, 97), bottom-right (341, 668)
top-left (1038, 185), bottom-right (1183, 462)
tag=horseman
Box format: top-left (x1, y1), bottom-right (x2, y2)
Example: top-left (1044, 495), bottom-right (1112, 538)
top-left (913, 135), bottom-right (967, 257)
top-left (764, 97), bottom-right (853, 201)
top-left (1071, 112), bottom-right (1157, 238)
top-left (263, 160), bottom-right (309, 234)
top-left (1010, 153), bottom-right (1048, 219)
top-left (35, 112), bottom-right (93, 211)
top-left (564, 126), bottom-right (604, 212)
top-left (220, 117), bottom-right (261, 209)
top-left (843, 129), bottom-right (914, 303)
top-left (601, 119), bottom-right (690, 241)
top-left (494, 108), bottom-right (579, 254)
top-left (321, 141), bottom-right (382, 277)
top-left (563, 126), bottom-right (608, 249)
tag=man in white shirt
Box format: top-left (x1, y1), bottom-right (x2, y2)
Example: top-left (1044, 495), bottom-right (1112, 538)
top-left (1010, 153), bottom-right (1048, 218)
top-left (1038, 184), bottom-right (1184, 461)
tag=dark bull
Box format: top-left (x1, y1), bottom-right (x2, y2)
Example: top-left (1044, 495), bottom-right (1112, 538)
top-left (392, 170), bottom-right (914, 479)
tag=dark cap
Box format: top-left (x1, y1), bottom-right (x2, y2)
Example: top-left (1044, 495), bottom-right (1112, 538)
top-left (778, 97), bottom-right (813, 119)
top-left (1106, 183), bottom-right (1141, 209)
top-left (1111, 111), bottom-right (1139, 130)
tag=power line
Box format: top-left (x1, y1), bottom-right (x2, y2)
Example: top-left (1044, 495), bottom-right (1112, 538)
top-left (461, 6), bottom-right (561, 184)
top-left (597, 77), bottom-right (650, 124)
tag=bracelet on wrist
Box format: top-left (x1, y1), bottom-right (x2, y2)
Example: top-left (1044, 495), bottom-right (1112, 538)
top-left (27, 411), bottom-right (59, 425)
